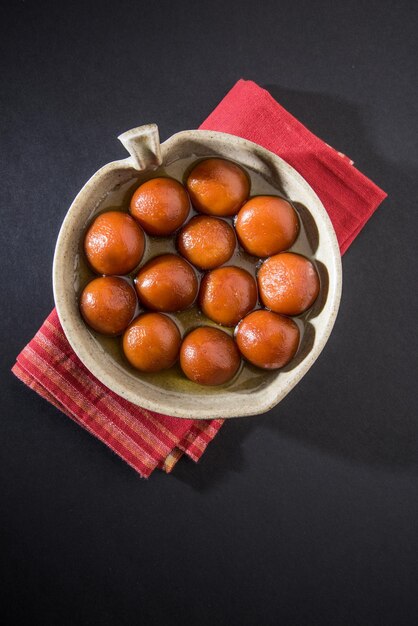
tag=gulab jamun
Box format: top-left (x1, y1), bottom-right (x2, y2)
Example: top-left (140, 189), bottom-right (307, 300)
top-left (199, 266), bottom-right (257, 327)
top-left (180, 326), bottom-right (241, 385)
top-left (258, 252), bottom-right (320, 316)
top-left (123, 313), bottom-right (181, 372)
top-left (84, 211), bottom-right (145, 275)
top-left (235, 195), bottom-right (299, 257)
top-left (235, 310), bottom-right (300, 369)
top-left (135, 254), bottom-right (198, 312)
top-left (130, 177), bottom-right (190, 236)
top-left (186, 158), bottom-right (250, 217)
top-left (80, 276), bottom-right (137, 336)
top-left (177, 215), bottom-right (236, 270)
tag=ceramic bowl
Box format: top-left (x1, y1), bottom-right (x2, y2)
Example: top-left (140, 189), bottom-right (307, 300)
top-left (53, 124), bottom-right (342, 419)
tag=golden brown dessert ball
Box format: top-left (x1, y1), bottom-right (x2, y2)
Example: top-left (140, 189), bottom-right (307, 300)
top-left (186, 158), bottom-right (250, 217)
top-left (180, 326), bottom-right (241, 385)
top-left (130, 177), bottom-right (190, 236)
top-left (123, 313), bottom-right (181, 372)
top-left (235, 195), bottom-right (299, 257)
top-left (199, 266), bottom-right (257, 327)
top-left (80, 276), bottom-right (137, 336)
top-left (258, 252), bottom-right (320, 316)
top-left (135, 254), bottom-right (198, 312)
top-left (84, 211), bottom-right (145, 275)
top-left (235, 310), bottom-right (300, 369)
top-left (177, 215), bottom-right (236, 270)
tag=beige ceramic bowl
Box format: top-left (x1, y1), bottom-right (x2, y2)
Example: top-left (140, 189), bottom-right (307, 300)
top-left (53, 124), bottom-right (342, 419)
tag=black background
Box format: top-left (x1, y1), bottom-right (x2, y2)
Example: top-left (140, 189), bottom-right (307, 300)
top-left (1, 1), bottom-right (418, 624)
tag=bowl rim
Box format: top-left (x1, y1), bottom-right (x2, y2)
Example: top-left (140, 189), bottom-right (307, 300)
top-left (53, 128), bottom-right (342, 419)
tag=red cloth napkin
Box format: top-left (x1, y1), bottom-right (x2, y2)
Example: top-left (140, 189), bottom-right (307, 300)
top-left (12, 79), bottom-right (387, 478)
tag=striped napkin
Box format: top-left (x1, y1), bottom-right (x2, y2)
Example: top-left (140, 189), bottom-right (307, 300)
top-left (12, 79), bottom-right (387, 478)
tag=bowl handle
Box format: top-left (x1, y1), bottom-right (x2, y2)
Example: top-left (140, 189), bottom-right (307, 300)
top-left (118, 124), bottom-right (162, 170)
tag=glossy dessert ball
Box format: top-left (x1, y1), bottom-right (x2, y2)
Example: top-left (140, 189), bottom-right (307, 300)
top-left (180, 326), bottom-right (241, 385)
top-left (84, 211), bottom-right (145, 275)
top-left (80, 276), bottom-right (137, 336)
top-left (130, 177), bottom-right (190, 236)
top-left (135, 254), bottom-right (198, 312)
top-left (236, 310), bottom-right (300, 369)
top-left (199, 266), bottom-right (257, 327)
top-left (258, 252), bottom-right (320, 316)
top-left (235, 195), bottom-right (299, 257)
top-left (177, 215), bottom-right (236, 270)
top-left (123, 313), bottom-right (181, 372)
top-left (186, 158), bottom-right (250, 217)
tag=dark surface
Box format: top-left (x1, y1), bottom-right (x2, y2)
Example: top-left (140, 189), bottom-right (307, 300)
top-left (1, 1), bottom-right (418, 624)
